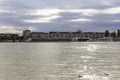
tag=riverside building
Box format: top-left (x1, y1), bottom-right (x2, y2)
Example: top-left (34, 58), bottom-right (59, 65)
top-left (23, 30), bottom-right (105, 42)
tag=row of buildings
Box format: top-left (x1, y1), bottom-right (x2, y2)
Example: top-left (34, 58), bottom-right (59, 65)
top-left (0, 29), bottom-right (119, 42)
top-left (23, 30), bottom-right (105, 42)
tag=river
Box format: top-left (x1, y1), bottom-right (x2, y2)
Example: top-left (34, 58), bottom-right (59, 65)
top-left (0, 42), bottom-right (120, 80)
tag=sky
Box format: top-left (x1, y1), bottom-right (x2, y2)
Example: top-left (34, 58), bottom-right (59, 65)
top-left (0, 0), bottom-right (120, 33)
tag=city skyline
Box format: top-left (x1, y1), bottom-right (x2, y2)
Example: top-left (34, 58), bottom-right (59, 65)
top-left (0, 0), bottom-right (120, 33)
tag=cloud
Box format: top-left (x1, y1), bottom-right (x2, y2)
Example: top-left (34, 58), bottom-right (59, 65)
top-left (24, 15), bottom-right (61, 23)
top-left (0, 9), bottom-right (15, 13)
top-left (24, 27), bottom-right (37, 31)
top-left (0, 0), bottom-right (120, 33)
top-left (0, 26), bottom-right (21, 33)
top-left (69, 18), bottom-right (93, 22)
top-left (27, 7), bottom-right (120, 18)
top-left (64, 7), bottom-right (120, 15)
top-left (28, 8), bottom-right (100, 17)
top-left (28, 8), bottom-right (62, 16)
top-left (0, 26), bottom-right (37, 33)
top-left (64, 9), bottom-right (100, 16)
top-left (24, 7), bottom-right (120, 24)
top-left (113, 20), bottom-right (120, 22)
top-left (103, 7), bottom-right (120, 14)
top-left (101, 0), bottom-right (114, 6)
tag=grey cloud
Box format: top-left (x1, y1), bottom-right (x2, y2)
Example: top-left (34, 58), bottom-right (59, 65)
top-left (0, 0), bottom-right (120, 33)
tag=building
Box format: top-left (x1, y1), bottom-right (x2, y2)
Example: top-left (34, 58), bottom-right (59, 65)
top-left (31, 32), bottom-right (49, 39)
top-left (23, 30), bottom-right (31, 38)
top-left (23, 30), bottom-right (105, 42)
top-left (83, 32), bottom-right (105, 40)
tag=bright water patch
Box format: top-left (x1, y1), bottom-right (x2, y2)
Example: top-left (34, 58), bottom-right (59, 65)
top-left (82, 44), bottom-right (99, 52)
top-left (79, 74), bottom-right (110, 80)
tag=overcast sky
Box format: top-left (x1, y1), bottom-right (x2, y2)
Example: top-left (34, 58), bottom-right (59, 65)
top-left (0, 0), bottom-right (120, 33)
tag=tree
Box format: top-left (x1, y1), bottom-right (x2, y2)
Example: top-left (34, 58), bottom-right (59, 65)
top-left (117, 29), bottom-right (120, 37)
top-left (105, 30), bottom-right (110, 37)
top-left (111, 31), bottom-right (116, 38)
top-left (10, 34), bottom-right (20, 42)
top-left (77, 29), bottom-right (82, 33)
top-left (1, 36), bottom-right (5, 41)
top-left (84, 35), bottom-right (89, 38)
top-left (0, 36), bottom-right (2, 41)
top-left (4, 36), bottom-right (8, 40)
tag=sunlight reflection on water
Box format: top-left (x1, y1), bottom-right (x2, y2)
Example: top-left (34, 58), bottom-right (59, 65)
top-left (0, 42), bottom-right (119, 80)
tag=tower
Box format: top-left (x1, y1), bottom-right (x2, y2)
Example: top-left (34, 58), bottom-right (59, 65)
top-left (23, 30), bottom-right (31, 38)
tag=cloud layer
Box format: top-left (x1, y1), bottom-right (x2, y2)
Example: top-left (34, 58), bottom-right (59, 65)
top-left (0, 0), bottom-right (120, 33)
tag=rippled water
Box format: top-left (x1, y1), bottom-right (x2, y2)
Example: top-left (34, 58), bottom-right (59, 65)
top-left (0, 42), bottom-right (120, 80)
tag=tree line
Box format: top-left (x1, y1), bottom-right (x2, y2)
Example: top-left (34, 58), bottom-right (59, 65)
top-left (105, 29), bottom-right (120, 38)
top-left (0, 34), bottom-right (21, 42)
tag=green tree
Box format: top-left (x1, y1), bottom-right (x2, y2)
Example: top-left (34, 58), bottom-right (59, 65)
top-left (117, 29), bottom-right (120, 37)
top-left (1, 36), bottom-right (5, 41)
top-left (7, 36), bottom-right (12, 40)
top-left (10, 34), bottom-right (20, 42)
top-left (0, 36), bottom-right (2, 41)
top-left (105, 30), bottom-right (110, 37)
top-left (4, 36), bottom-right (8, 40)
top-left (111, 31), bottom-right (116, 38)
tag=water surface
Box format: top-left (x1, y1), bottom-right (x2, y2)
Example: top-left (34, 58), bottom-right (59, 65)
top-left (0, 42), bottom-right (120, 80)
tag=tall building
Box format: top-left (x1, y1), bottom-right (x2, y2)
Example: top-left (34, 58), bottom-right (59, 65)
top-left (23, 30), bottom-right (31, 38)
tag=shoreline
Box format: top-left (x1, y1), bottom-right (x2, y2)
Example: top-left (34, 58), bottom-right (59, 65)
top-left (0, 41), bottom-right (120, 43)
